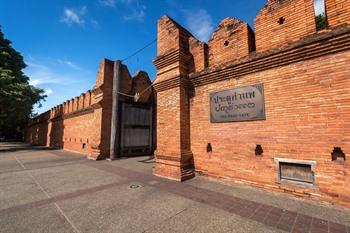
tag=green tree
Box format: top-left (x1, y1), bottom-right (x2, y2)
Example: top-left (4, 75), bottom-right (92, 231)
top-left (315, 13), bottom-right (327, 31)
top-left (0, 26), bottom-right (46, 135)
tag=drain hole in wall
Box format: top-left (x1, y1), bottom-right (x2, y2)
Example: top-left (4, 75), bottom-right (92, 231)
top-left (255, 145), bottom-right (263, 156)
top-left (207, 143), bottom-right (212, 153)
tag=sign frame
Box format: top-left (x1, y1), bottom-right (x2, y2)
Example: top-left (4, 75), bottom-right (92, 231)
top-left (209, 83), bottom-right (266, 123)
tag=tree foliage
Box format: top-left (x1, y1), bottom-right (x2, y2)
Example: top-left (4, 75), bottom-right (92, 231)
top-left (315, 13), bottom-right (327, 31)
top-left (0, 26), bottom-right (46, 133)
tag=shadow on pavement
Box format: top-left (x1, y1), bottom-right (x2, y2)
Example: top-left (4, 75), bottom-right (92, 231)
top-left (0, 142), bottom-right (56, 153)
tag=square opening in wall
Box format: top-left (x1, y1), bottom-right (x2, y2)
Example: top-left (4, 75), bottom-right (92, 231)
top-left (279, 162), bottom-right (314, 184)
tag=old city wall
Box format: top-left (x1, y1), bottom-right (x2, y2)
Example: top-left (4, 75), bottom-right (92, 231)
top-left (25, 59), bottom-right (114, 159)
top-left (153, 0), bottom-right (350, 207)
top-left (25, 59), bottom-right (153, 159)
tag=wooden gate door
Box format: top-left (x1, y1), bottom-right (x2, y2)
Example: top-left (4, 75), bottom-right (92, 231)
top-left (120, 103), bottom-right (153, 156)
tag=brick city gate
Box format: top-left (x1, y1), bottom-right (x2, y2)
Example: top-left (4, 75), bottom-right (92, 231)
top-left (109, 60), bottom-right (155, 160)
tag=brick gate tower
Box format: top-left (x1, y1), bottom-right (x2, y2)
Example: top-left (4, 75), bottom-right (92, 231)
top-left (152, 16), bottom-right (202, 181)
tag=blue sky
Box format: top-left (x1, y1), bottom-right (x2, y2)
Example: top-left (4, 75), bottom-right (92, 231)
top-left (1, 0), bottom-right (322, 114)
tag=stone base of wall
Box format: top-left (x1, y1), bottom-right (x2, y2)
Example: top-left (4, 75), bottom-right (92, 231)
top-left (154, 156), bottom-right (195, 181)
top-left (196, 170), bottom-right (350, 208)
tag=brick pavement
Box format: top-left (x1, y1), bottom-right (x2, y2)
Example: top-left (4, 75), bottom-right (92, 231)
top-left (1, 144), bottom-right (349, 233)
top-left (89, 162), bottom-right (350, 233)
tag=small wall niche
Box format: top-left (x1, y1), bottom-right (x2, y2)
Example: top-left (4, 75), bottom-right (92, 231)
top-left (82, 143), bottom-right (86, 150)
top-left (331, 147), bottom-right (346, 161)
top-left (278, 17), bottom-right (285, 25)
top-left (255, 145), bottom-right (263, 156)
top-left (207, 143), bottom-right (212, 153)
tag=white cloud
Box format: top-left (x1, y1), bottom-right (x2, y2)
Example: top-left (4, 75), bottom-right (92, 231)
top-left (100, 0), bottom-right (135, 7)
top-left (44, 88), bottom-right (53, 95)
top-left (25, 56), bottom-right (95, 114)
top-left (60, 6), bottom-right (99, 28)
top-left (124, 3), bottom-right (146, 22)
top-left (57, 59), bottom-right (81, 70)
top-left (314, 0), bottom-right (325, 16)
top-left (100, 0), bottom-right (117, 7)
top-left (100, 0), bottom-right (146, 21)
top-left (60, 7), bottom-right (87, 25)
top-left (27, 62), bottom-right (74, 86)
top-left (184, 9), bottom-right (214, 42)
top-left (25, 58), bottom-right (86, 86)
top-left (90, 19), bottom-right (100, 29)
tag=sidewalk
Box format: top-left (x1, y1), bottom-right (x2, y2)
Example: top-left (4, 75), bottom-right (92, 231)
top-left (0, 142), bottom-right (349, 233)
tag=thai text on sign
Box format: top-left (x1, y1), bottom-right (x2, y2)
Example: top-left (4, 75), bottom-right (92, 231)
top-left (210, 83), bottom-right (265, 122)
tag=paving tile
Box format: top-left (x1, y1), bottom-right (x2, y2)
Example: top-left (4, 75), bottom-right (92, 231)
top-left (237, 206), bottom-right (256, 218)
top-left (329, 222), bottom-right (347, 233)
top-left (29, 163), bottom-right (125, 196)
top-left (144, 203), bottom-right (282, 233)
top-left (277, 211), bottom-right (297, 232)
top-left (0, 204), bottom-right (75, 233)
top-left (0, 172), bottom-right (48, 210)
top-left (0, 158), bottom-right (23, 173)
top-left (264, 207), bottom-right (284, 228)
top-left (292, 214), bottom-right (312, 233)
top-left (310, 217), bottom-right (329, 233)
top-left (277, 223), bottom-right (294, 232)
top-left (211, 196), bottom-right (236, 212)
top-left (251, 212), bottom-right (268, 223)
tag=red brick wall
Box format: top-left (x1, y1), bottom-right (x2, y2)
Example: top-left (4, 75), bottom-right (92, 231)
top-left (255, 0), bottom-right (316, 53)
top-left (190, 50), bottom-right (350, 207)
top-left (208, 17), bottom-right (255, 66)
top-left (189, 37), bottom-right (207, 73)
top-left (25, 111), bottom-right (50, 146)
top-left (63, 112), bottom-right (96, 155)
top-left (327, 0), bottom-right (350, 27)
top-left (157, 16), bottom-right (181, 56)
top-left (153, 1), bottom-right (350, 207)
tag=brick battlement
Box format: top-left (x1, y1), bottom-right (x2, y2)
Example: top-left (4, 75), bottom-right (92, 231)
top-left (155, 0), bottom-right (350, 74)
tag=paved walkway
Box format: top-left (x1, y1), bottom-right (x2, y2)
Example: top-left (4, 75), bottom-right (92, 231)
top-left (0, 142), bottom-right (349, 233)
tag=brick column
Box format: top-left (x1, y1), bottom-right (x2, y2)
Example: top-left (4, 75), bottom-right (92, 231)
top-left (153, 16), bottom-right (195, 181)
top-left (89, 59), bottom-right (114, 160)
